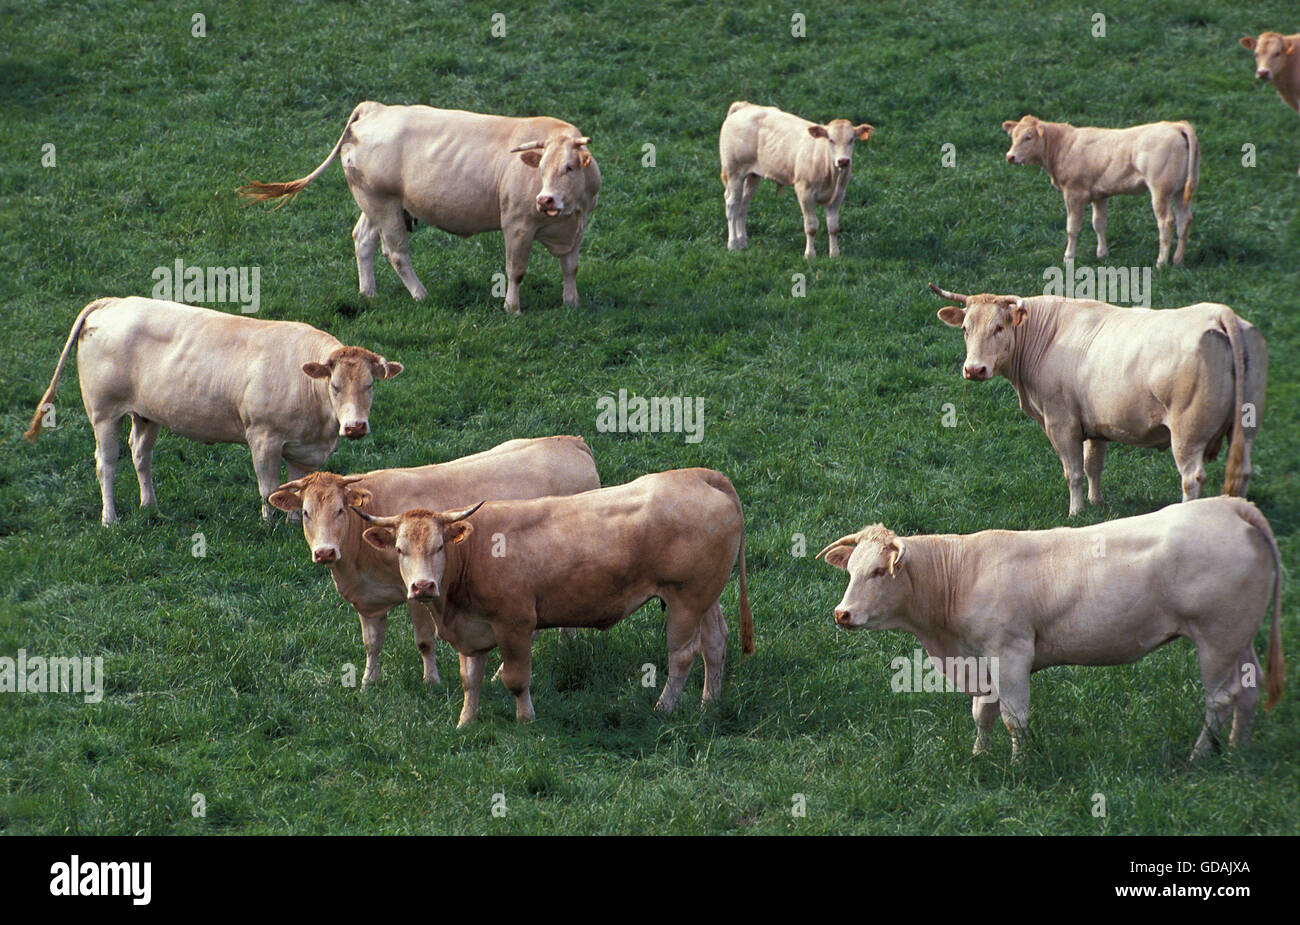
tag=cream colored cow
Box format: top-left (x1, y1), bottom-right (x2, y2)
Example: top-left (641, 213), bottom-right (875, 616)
top-left (25, 297), bottom-right (402, 524)
top-left (720, 101), bottom-right (873, 257)
top-left (1240, 32), bottom-right (1300, 172)
top-left (1002, 115), bottom-right (1199, 266)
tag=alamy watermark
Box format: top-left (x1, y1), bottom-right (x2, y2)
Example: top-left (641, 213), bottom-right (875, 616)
top-left (890, 648), bottom-right (998, 696)
top-left (0, 649), bottom-right (104, 703)
top-left (152, 258), bottom-right (260, 313)
top-left (595, 389), bottom-right (705, 443)
top-left (1043, 259), bottom-right (1151, 306)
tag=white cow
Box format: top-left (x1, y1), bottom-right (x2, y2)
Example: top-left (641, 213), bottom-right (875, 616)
top-left (719, 101), bottom-right (873, 257)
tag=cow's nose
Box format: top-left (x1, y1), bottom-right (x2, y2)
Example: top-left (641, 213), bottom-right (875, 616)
top-left (537, 195), bottom-right (556, 211)
top-left (834, 609), bottom-right (852, 626)
top-left (343, 421), bottom-right (369, 439)
top-left (313, 547), bottom-right (339, 564)
top-left (1258, 68), bottom-right (1271, 80)
top-left (1005, 153), bottom-right (1016, 163)
top-left (963, 364), bottom-right (989, 381)
top-left (836, 157), bottom-right (851, 169)
top-left (410, 580), bottom-right (437, 598)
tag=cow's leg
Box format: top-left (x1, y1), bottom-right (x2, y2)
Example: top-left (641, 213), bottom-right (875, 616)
top-left (1090, 198), bottom-right (1109, 258)
top-left (247, 432), bottom-right (286, 520)
top-left (127, 414), bottom-right (161, 510)
top-left (724, 174), bottom-right (750, 249)
top-left (994, 652), bottom-right (1033, 761)
top-left (1063, 192), bottom-right (1086, 261)
top-left (502, 227), bottom-right (535, 315)
top-left (655, 600), bottom-right (703, 713)
top-left (352, 213), bottom-right (380, 297)
top-left (1083, 438), bottom-right (1107, 506)
top-left (1172, 196), bottom-right (1192, 265)
top-left (556, 243), bottom-right (581, 308)
top-left (825, 195), bottom-right (844, 258)
top-left (1045, 418), bottom-right (1087, 516)
top-left (1191, 643), bottom-right (1238, 760)
top-left (91, 415), bottom-right (123, 526)
top-left (699, 600), bottom-right (728, 705)
top-left (497, 631), bottom-right (536, 722)
top-left (971, 694), bottom-right (999, 756)
top-left (1230, 646), bottom-right (1261, 748)
top-left (408, 601), bottom-right (440, 686)
top-left (375, 208), bottom-right (427, 301)
top-left (795, 184), bottom-right (819, 258)
top-left (358, 614), bottom-right (387, 687)
top-left (737, 174), bottom-right (760, 245)
top-left (456, 652), bottom-right (486, 727)
top-left (1150, 190), bottom-right (1175, 268)
top-left (1170, 431), bottom-right (1208, 502)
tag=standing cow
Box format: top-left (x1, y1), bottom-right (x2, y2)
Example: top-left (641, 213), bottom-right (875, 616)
top-left (931, 283), bottom-right (1266, 516)
top-left (1001, 115), bottom-right (1199, 266)
top-left (238, 101), bottom-right (601, 314)
top-left (355, 468), bottom-right (754, 726)
top-left (719, 101), bottom-right (873, 257)
top-left (1240, 32), bottom-right (1300, 173)
top-left (267, 437), bottom-right (600, 687)
top-left (818, 497), bottom-right (1284, 761)
top-left (25, 297), bottom-right (402, 524)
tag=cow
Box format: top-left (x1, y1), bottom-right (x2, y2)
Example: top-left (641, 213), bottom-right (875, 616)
top-left (354, 468), bottom-right (754, 726)
top-left (1001, 115), bottom-right (1200, 266)
top-left (818, 496), bottom-right (1285, 761)
top-left (719, 101), bottom-right (873, 258)
top-left (267, 436), bottom-right (600, 688)
top-left (24, 297), bottom-right (402, 525)
top-left (237, 101), bottom-right (601, 314)
top-left (930, 283), bottom-right (1267, 516)
top-left (1240, 32), bottom-right (1300, 173)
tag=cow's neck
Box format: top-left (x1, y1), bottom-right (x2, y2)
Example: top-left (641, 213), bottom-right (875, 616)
top-left (1035, 120), bottom-right (1072, 185)
top-left (436, 533), bottom-right (478, 635)
top-left (328, 512), bottom-right (404, 618)
top-left (894, 535), bottom-right (966, 658)
top-left (1002, 300), bottom-right (1061, 411)
top-left (1274, 65), bottom-right (1300, 110)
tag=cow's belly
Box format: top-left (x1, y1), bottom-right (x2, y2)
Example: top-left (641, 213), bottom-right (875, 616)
top-left (410, 205), bottom-right (501, 238)
top-left (1033, 623), bottom-right (1180, 670)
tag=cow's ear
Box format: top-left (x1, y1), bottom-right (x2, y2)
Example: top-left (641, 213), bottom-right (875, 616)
top-left (362, 525), bottom-right (396, 549)
top-left (937, 306), bottom-right (965, 327)
top-left (855, 123), bottom-right (874, 141)
top-left (887, 539), bottom-right (907, 577)
top-left (808, 124), bottom-right (829, 139)
top-left (520, 150), bottom-right (543, 168)
top-left (447, 521), bottom-right (475, 545)
top-left (375, 359), bottom-right (403, 380)
top-left (1240, 36), bottom-right (1257, 50)
top-left (578, 148), bottom-right (592, 168)
top-left (268, 489), bottom-right (301, 512)
top-left (1002, 120), bottom-right (1018, 134)
top-left (1009, 298), bottom-right (1028, 327)
top-left (302, 362), bottom-right (331, 379)
top-left (1286, 41), bottom-right (1295, 55)
top-left (816, 534), bottom-right (859, 571)
top-left (345, 487), bottom-right (372, 510)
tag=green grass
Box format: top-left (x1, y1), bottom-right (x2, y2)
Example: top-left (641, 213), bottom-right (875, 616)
top-left (1, 0), bottom-right (1297, 834)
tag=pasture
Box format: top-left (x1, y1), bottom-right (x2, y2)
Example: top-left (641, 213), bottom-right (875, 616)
top-left (1, 0), bottom-right (1297, 835)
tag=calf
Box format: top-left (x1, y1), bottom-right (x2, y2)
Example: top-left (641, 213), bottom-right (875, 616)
top-left (719, 101), bottom-right (873, 257)
top-left (1002, 115), bottom-right (1199, 266)
top-left (357, 468), bottom-right (754, 725)
top-left (239, 101), bottom-right (601, 314)
top-left (931, 283), bottom-right (1266, 515)
top-left (1240, 32), bottom-right (1300, 173)
top-left (25, 297), bottom-right (402, 524)
top-left (268, 436), bottom-right (600, 687)
top-left (819, 497), bottom-right (1284, 760)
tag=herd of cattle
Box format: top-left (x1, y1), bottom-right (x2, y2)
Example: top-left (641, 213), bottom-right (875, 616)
top-left (21, 31), bottom-right (1295, 762)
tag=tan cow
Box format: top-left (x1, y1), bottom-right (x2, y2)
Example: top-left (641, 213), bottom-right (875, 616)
top-left (1001, 115), bottom-right (1200, 266)
top-left (356, 468), bottom-right (754, 726)
top-left (931, 283), bottom-right (1266, 516)
top-left (719, 101), bottom-right (873, 257)
top-left (25, 297), bottom-right (402, 525)
top-left (1240, 32), bottom-right (1300, 173)
top-left (268, 436), bottom-right (600, 687)
top-left (238, 101), bottom-right (601, 314)
top-left (818, 497), bottom-right (1284, 761)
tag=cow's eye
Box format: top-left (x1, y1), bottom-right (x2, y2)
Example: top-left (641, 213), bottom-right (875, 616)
top-left (303, 511), bottom-right (310, 521)
top-left (336, 508), bottom-right (344, 517)
top-left (870, 566), bottom-right (887, 579)
top-left (993, 325), bottom-right (1004, 335)
top-left (330, 383), bottom-right (340, 393)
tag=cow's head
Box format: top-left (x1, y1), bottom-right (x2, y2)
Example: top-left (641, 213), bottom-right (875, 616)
top-left (1241, 32), bottom-right (1295, 82)
top-left (809, 119), bottom-right (874, 172)
top-left (269, 472), bottom-right (372, 565)
top-left (1002, 115), bottom-right (1044, 165)
top-left (817, 524), bottom-right (909, 629)
top-left (301, 346), bottom-right (403, 440)
top-left (930, 283), bottom-right (1026, 381)
top-left (358, 502), bottom-right (484, 606)
top-left (511, 134), bottom-right (596, 218)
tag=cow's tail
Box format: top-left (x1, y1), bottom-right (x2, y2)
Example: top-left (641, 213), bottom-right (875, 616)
top-left (24, 298), bottom-right (111, 440)
top-left (236, 102), bottom-right (371, 206)
top-left (1180, 121), bottom-right (1200, 206)
top-left (702, 469), bottom-right (755, 655)
top-left (1220, 307), bottom-right (1250, 496)
top-left (1235, 502), bottom-right (1284, 711)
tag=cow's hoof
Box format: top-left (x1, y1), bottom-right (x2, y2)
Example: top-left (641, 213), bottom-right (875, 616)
top-left (1096, 247), bottom-right (1109, 259)
top-left (359, 287), bottom-right (377, 298)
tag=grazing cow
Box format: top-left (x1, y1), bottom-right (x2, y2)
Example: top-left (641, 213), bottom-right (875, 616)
top-left (1001, 115), bottom-right (1200, 266)
top-left (818, 497), bottom-right (1285, 761)
top-left (719, 101), bottom-right (873, 257)
top-left (24, 297), bottom-right (402, 525)
top-left (238, 101), bottom-right (601, 314)
top-left (1240, 32), bottom-right (1300, 173)
top-left (268, 436), bottom-right (600, 687)
top-left (356, 468), bottom-right (754, 726)
top-left (930, 283), bottom-right (1266, 516)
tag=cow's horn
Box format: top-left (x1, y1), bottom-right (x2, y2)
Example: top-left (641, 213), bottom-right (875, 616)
top-left (928, 282), bottom-right (968, 304)
top-left (276, 477), bottom-right (309, 493)
top-left (444, 500), bottom-right (485, 522)
top-left (354, 509), bottom-right (400, 526)
top-left (574, 136), bottom-right (591, 146)
top-left (509, 140), bottom-right (544, 153)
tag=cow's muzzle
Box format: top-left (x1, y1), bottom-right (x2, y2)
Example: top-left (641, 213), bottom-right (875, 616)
top-left (536, 195), bottom-right (566, 217)
top-left (834, 609), bottom-right (856, 628)
top-left (409, 580), bottom-right (438, 600)
top-left (342, 421), bottom-right (370, 439)
top-left (313, 546), bottom-right (339, 564)
top-left (963, 364), bottom-right (991, 381)
top-left (1257, 68), bottom-right (1272, 81)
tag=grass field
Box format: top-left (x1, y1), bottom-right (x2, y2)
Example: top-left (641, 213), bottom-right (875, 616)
top-left (1, 0), bottom-right (1297, 835)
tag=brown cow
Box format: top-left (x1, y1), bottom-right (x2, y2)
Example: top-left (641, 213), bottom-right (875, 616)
top-left (356, 468), bottom-right (754, 725)
top-left (1240, 32), bottom-right (1300, 173)
top-left (268, 436), bottom-right (599, 687)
